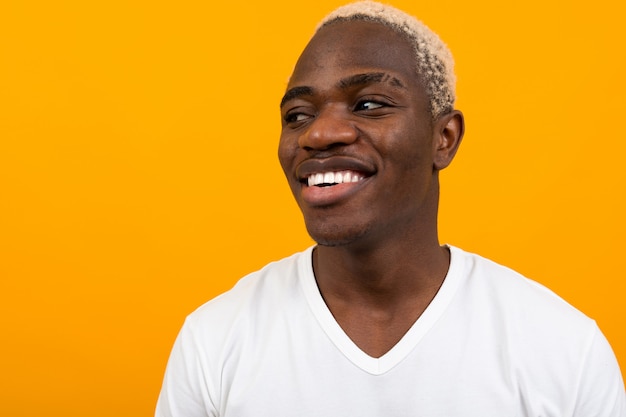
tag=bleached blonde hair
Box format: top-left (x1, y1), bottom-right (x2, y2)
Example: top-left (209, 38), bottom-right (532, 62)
top-left (317, 1), bottom-right (456, 119)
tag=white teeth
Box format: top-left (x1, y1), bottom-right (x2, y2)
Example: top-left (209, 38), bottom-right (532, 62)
top-left (306, 170), bottom-right (364, 186)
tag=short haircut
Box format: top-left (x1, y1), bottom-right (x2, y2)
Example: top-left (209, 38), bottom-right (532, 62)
top-left (317, 1), bottom-right (456, 119)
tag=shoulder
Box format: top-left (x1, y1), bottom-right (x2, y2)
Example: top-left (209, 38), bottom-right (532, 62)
top-left (445, 246), bottom-right (625, 414)
top-left (182, 247), bottom-right (313, 345)
top-left (446, 245), bottom-right (601, 362)
top-left (155, 248), bottom-right (315, 417)
top-left (449, 245), bottom-right (592, 326)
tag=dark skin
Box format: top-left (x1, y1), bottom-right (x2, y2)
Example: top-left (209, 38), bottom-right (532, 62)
top-left (278, 20), bottom-right (464, 358)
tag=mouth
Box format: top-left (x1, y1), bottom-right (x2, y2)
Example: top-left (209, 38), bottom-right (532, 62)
top-left (294, 157), bottom-right (375, 206)
top-left (305, 170), bottom-right (366, 187)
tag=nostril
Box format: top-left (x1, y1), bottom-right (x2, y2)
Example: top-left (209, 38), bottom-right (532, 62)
top-left (298, 114), bottom-right (359, 150)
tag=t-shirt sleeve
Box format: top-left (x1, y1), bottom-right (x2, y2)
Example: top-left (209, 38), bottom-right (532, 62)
top-left (155, 317), bottom-right (218, 417)
top-left (572, 325), bottom-right (626, 417)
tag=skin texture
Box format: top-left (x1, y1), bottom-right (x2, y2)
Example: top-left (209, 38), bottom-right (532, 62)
top-left (278, 20), bottom-right (464, 358)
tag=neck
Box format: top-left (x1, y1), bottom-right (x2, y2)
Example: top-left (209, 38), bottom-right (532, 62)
top-left (311, 233), bottom-right (450, 358)
top-left (313, 235), bottom-right (450, 304)
top-left (312, 176), bottom-right (447, 303)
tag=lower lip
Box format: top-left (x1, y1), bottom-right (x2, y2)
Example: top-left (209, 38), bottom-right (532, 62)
top-left (300, 179), bottom-right (368, 207)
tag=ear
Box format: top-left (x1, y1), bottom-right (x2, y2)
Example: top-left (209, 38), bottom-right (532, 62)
top-left (432, 110), bottom-right (464, 171)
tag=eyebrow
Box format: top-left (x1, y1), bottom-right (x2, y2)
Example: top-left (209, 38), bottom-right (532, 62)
top-left (280, 72), bottom-right (406, 108)
top-left (280, 86), bottom-right (314, 108)
top-left (338, 72), bottom-right (406, 90)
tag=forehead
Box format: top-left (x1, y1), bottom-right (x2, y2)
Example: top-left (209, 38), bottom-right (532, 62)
top-left (288, 20), bottom-right (420, 90)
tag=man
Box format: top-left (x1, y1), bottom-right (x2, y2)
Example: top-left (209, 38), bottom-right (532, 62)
top-left (156, 2), bottom-right (625, 416)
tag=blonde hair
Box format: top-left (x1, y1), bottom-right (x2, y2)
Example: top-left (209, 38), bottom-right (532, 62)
top-left (317, 1), bottom-right (455, 119)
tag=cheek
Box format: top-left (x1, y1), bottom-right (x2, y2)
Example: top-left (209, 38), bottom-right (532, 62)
top-left (378, 135), bottom-right (435, 201)
top-left (379, 125), bottom-right (432, 167)
top-left (277, 134), bottom-right (297, 175)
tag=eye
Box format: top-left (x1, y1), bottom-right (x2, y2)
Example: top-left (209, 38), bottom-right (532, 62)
top-left (283, 107), bottom-right (313, 125)
top-left (355, 100), bottom-right (384, 111)
top-left (285, 112), bottom-right (311, 123)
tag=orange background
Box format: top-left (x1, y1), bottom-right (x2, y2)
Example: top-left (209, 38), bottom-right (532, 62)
top-left (1, 0), bottom-right (624, 415)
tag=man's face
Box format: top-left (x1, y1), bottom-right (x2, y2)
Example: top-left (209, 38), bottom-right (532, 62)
top-left (278, 20), bottom-right (442, 247)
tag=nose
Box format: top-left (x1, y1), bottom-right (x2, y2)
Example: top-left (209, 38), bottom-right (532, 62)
top-left (298, 107), bottom-right (358, 150)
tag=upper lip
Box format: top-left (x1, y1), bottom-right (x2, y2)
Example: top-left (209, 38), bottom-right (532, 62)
top-left (295, 156), bottom-right (376, 183)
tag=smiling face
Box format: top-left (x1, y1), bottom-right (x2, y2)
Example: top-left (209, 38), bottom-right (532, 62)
top-left (278, 20), bottom-right (462, 248)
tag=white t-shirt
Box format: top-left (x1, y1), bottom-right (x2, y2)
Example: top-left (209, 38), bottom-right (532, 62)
top-left (156, 246), bottom-right (625, 417)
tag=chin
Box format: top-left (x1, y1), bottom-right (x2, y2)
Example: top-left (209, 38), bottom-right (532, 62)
top-left (305, 221), bottom-right (372, 248)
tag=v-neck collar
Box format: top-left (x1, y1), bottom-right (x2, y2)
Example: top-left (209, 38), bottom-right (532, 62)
top-left (298, 245), bottom-right (465, 375)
